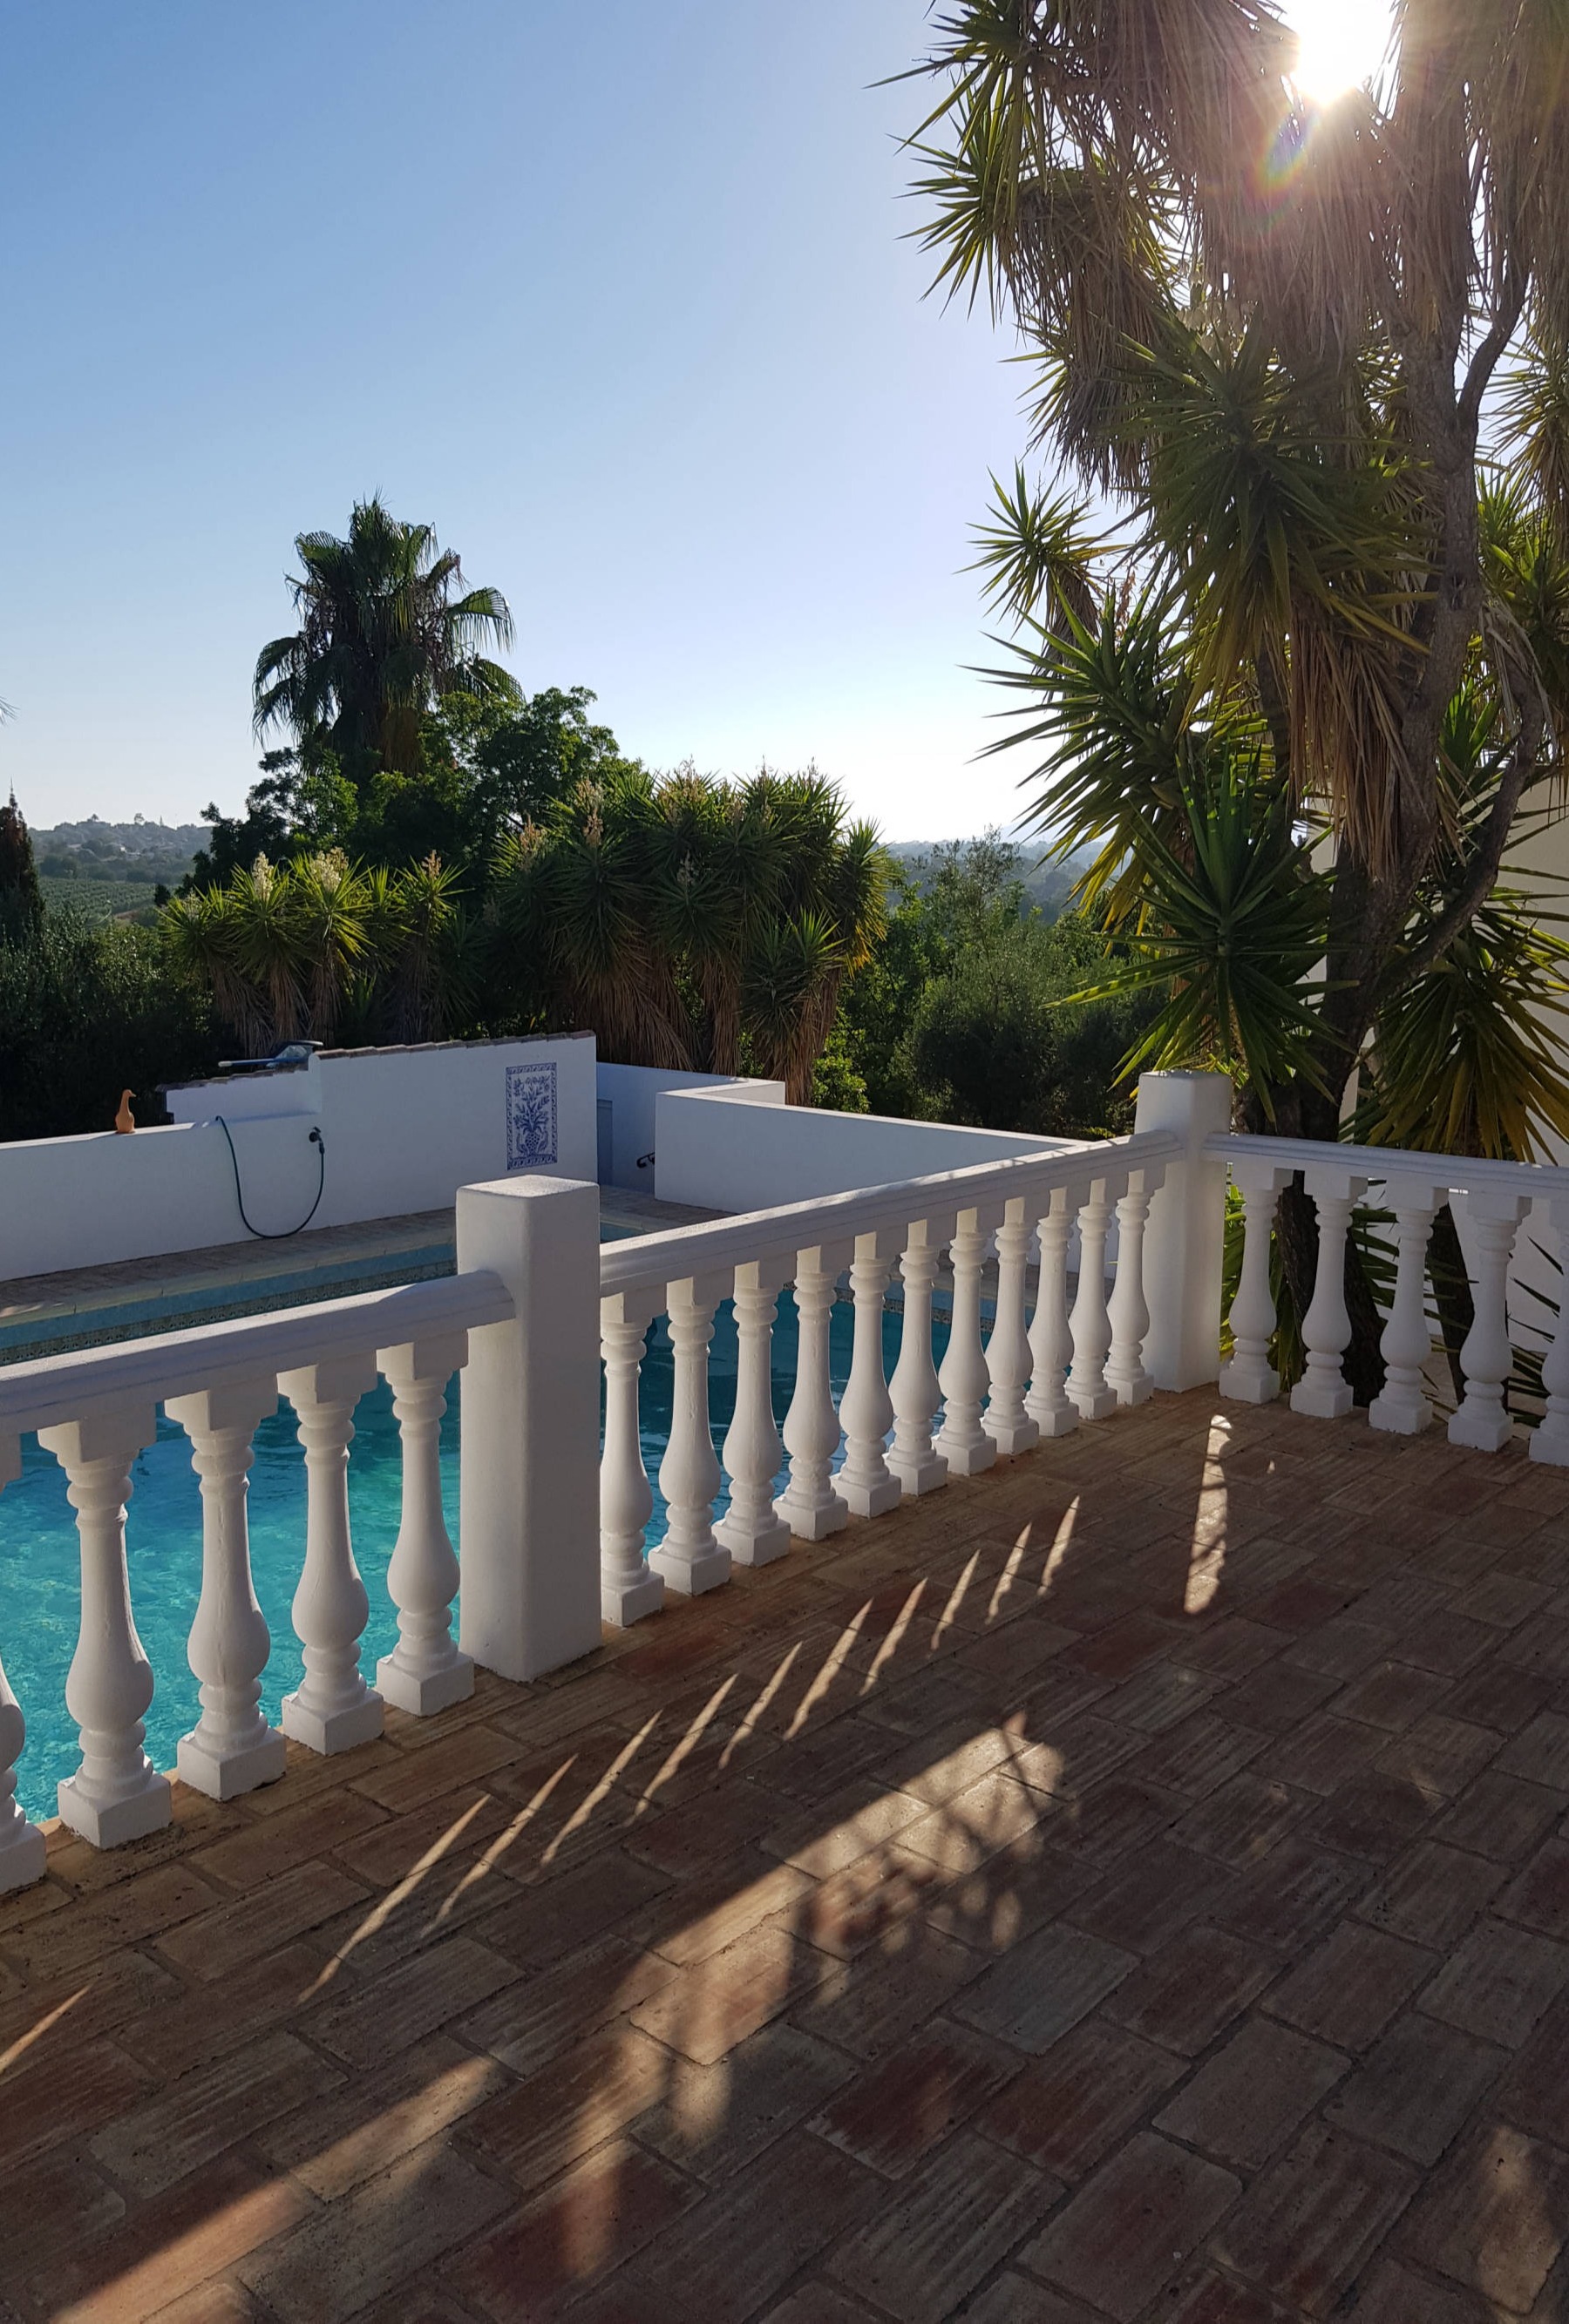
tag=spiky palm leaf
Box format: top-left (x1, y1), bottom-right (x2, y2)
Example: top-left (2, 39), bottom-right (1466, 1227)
top-left (967, 466), bottom-right (1107, 634)
top-left (988, 581), bottom-right (1220, 925)
top-left (1063, 753), bottom-right (1334, 1114)
top-left (744, 911), bottom-right (846, 1102)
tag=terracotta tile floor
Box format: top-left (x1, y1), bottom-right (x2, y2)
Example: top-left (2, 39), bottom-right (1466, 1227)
top-left (5, 1389), bottom-right (1569, 2322)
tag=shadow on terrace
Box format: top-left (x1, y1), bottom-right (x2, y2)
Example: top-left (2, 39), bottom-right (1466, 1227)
top-left (3, 1389), bottom-right (1569, 2321)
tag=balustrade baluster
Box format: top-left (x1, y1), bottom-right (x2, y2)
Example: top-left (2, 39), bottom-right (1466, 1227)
top-left (1067, 1184), bottom-right (1117, 1419)
top-left (1290, 1171), bottom-right (1366, 1420)
top-left (166, 1380), bottom-right (288, 1798)
top-left (1105, 1172), bottom-right (1157, 1406)
top-left (936, 1209), bottom-right (998, 1474)
top-left (887, 1220), bottom-right (950, 1494)
top-left (376, 1335), bottom-right (474, 1712)
top-left (839, 1231), bottom-right (903, 1514)
top-left (600, 1294), bottom-right (665, 1622)
top-left (0, 1432), bottom-right (46, 1893)
top-left (1450, 1191), bottom-right (1530, 1453)
top-left (1219, 1172), bottom-right (1285, 1404)
top-left (1025, 1191), bottom-right (1079, 1439)
top-left (1532, 1203), bottom-right (1569, 1467)
top-left (278, 1356), bottom-right (384, 1752)
top-left (37, 1404), bottom-right (169, 1846)
top-left (653, 1277), bottom-right (731, 1591)
top-left (776, 1245), bottom-right (851, 1538)
top-left (985, 1201), bottom-right (1040, 1454)
top-left (716, 1262), bottom-right (791, 1564)
top-left (1369, 1182), bottom-right (1441, 1437)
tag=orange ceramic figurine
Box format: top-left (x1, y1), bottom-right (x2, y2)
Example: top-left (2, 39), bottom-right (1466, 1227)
top-left (113, 1089), bottom-right (135, 1135)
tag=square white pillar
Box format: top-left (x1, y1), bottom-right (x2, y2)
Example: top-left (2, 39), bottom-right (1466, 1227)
top-left (457, 1174), bottom-right (603, 1683)
top-left (1133, 1070), bottom-right (1233, 1392)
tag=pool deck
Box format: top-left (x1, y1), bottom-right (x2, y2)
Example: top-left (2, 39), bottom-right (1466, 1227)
top-left (0, 1186), bottom-right (721, 1364)
top-left (5, 1392), bottom-right (1569, 2320)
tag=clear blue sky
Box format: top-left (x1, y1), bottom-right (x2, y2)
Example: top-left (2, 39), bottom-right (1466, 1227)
top-left (0, 2), bottom-right (1037, 841)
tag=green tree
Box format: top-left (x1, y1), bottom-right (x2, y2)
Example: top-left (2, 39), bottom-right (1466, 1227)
top-left (191, 686), bottom-right (632, 893)
top-left (0, 916), bottom-right (219, 1142)
top-left (840, 835), bottom-right (1155, 1131)
top-left (0, 791), bottom-right (44, 944)
top-left (252, 497), bottom-right (519, 784)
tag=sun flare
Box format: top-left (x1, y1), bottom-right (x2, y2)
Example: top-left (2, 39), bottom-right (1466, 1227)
top-left (1285, 0), bottom-right (1394, 105)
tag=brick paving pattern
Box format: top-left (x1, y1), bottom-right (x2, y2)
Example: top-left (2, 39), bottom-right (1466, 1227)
top-left (3, 1390), bottom-right (1569, 2319)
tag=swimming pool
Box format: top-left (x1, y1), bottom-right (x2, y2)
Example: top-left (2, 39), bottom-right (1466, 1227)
top-left (2, 1295), bottom-right (930, 1824)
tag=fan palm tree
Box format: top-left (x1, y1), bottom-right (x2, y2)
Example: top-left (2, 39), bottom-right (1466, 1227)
top-left (254, 498), bottom-right (520, 782)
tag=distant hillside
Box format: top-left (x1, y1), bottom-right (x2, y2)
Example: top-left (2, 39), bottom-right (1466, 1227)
top-left (32, 816), bottom-right (207, 897)
top-left (881, 838), bottom-right (1086, 920)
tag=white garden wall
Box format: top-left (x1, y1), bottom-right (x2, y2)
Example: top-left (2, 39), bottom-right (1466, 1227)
top-left (593, 1064), bottom-right (785, 1192)
top-left (653, 1086), bottom-right (1082, 1211)
top-left (0, 1033), bottom-right (596, 1280)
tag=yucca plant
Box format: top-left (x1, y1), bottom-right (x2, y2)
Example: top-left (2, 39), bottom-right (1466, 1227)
top-left (907, 0), bottom-right (1569, 1392)
top-left (485, 762), bottom-right (885, 1094)
top-left (160, 846), bottom-right (478, 1052)
top-left (1070, 746), bottom-right (1335, 1115)
top-left (743, 911), bottom-right (846, 1101)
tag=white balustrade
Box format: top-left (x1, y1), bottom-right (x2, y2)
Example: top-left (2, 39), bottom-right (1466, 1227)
top-left (1290, 1169), bottom-right (1366, 1420)
top-left (985, 1200), bottom-right (1041, 1456)
top-left (775, 1244), bottom-right (851, 1538)
top-left (377, 1335), bottom-right (474, 1713)
top-left (1105, 1172), bottom-right (1157, 1406)
top-left (715, 1262), bottom-right (791, 1564)
top-left (0, 1431), bottom-right (47, 1894)
top-left (1068, 1182), bottom-right (1118, 1419)
top-left (1450, 1190), bottom-right (1531, 1453)
top-left (1025, 1191), bottom-right (1079, 1438)
top-left (654, 1276), bottom-right (732, 1591)
top-left (1219, 1169), bottom-right (1286, 1404)
top-left (839, 1231), bottom-right (903, 1515)
top-left (1534, 1200), bottom-right (1569, 1467)
top-left (278, 1356), bottom-right (384, 1753)
top-left (600, 1293), bottom-right (665, 1623)
top-left (1368, 1179), bottom-right (1440, 1437)
top-left (936, 1208), bottom-right (998, 1474)
top-left (16, 1094), bottom-right (1569, 1900)
top-left (38, 1404), bottom-right (169, 1847)
top-left (0, 1264), bottom-right (512, 1874)
top-left (165, 1380), bottom-right (288, 1799)
top-left (887, 1221), bottom-right (951, 1494)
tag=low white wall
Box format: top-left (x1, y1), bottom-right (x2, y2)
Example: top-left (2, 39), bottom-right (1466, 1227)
top-left (594, 1064), bottom-right (784, 1190)
top-left (654, 1087), bottom-right (1079, 1211)
top-left (0, 1032), bottom-right (597, 1280)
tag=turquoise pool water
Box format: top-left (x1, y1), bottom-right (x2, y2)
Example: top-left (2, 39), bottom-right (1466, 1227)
top-left (2, 1295), bottom-right (930, 1823)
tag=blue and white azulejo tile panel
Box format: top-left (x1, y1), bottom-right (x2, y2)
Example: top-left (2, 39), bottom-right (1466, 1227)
top-left (506, 1060), bottom-right (559, 1171)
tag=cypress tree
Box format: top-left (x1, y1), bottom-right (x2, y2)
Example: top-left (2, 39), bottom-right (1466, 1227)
top-left (0, 790), bottom-right (44, 942)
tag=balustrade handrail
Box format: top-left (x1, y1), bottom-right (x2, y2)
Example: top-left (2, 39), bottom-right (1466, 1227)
top-left (0, 1268), bottom-right (513, 1438)
top-left (1211, 1130), bottom-right (1569, 1201)
top-left (598, 1125), bottom-right (1185, 1300)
